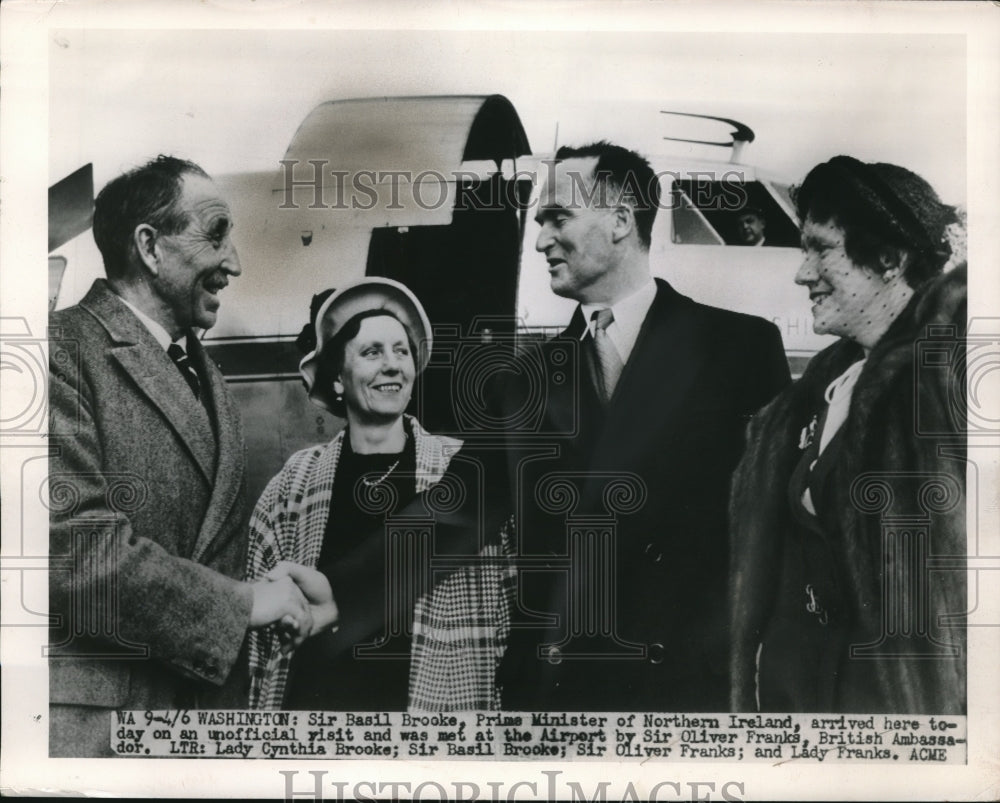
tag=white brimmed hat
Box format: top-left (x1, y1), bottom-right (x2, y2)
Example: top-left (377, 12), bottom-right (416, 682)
top-left (298, 277), bottom-right (432, 413)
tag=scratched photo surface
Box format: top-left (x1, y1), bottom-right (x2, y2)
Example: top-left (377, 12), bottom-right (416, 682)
top-left (2, 1), bottom-right (999, 799)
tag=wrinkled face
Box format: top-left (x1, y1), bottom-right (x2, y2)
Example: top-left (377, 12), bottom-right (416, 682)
top-left (334, 315), bottom-right (415, 423)
top-left (796, 216), bottom-right (888, 342)
top-left (737, 212), bottom-right (765, 244)
top-left (153, 174), bottom-right (241, 332)
top-left (534, 157), bottom-right (618, 303)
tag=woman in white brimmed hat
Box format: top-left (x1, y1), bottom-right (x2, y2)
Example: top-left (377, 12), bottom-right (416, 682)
top-left (246, 278), bottom-right (512, 711)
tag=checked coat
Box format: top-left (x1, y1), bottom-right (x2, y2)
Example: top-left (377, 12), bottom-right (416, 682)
top-left (246, 416), bottom-right (515, 710)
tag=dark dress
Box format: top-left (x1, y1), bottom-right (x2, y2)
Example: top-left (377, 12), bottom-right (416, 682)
top-left (284, 428), bottom-right (417, 710)
top-left (756, 408), bottom-right (849, 711)
top-left (756, 396), bottom-right (889, 713)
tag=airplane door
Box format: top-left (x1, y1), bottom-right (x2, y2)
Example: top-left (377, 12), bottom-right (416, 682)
top-left (366, 173), bottom-right (531, 434)
top-left (215, 95), bottom-right (533, 496)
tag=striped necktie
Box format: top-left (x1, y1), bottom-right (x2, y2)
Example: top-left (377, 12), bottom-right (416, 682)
top-left (167, 342), bottom-right (201, 400)
top-left (590, 308), bottom-right (624, 403)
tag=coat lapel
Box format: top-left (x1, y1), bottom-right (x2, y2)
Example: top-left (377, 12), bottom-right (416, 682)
top-left (548, 307), bottom-right (594, 442)
top-left (584, 280), bottom-right (707, 487)
top-left (288, 432), bottom-right (342, 568)
top-left (84, 283), bottom-right (217, 483)
top-left (411, 416), bottom-right (463, 492)
top-left (189, 336), bottom-right (245, 563)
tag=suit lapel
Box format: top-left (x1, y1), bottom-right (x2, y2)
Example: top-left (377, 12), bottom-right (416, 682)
top-left (188, 337), bottom-right (245, 563)
top-left (585, 280), bottom-right (707, 481)
top-left (85, 282), bottom-right (217, 484)
top-left (547, 307), bottom-right (596, 441)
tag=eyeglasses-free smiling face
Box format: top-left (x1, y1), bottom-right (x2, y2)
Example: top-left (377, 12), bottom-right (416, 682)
top-left (152, 173), bottom-right (241, 333)
top-left (333, 314), bottom-right (415, 423)
top-left (534, 157), bottom-right (620, 304)
top-left (795, 215), bottom-right (900, 347)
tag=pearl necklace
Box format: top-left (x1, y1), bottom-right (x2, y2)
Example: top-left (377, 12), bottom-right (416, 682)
top-left (352, 428), bottom-right (407, 487)
top-left (360, 458), bottom-right (401, 487)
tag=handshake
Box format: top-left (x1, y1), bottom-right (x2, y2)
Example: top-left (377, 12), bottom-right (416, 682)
top-left (248, 562), bottom-right (340, 654)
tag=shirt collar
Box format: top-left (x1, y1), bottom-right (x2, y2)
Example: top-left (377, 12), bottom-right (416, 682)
top-left (580, 277), bottom-right (656, 334)
top-left (578, 277), bottom-right (657, 364)
top-left (116, 295), bottom-right (178, 352)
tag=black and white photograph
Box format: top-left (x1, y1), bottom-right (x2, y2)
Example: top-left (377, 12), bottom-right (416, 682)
top-left (1, 0), bottom-right (998, 799)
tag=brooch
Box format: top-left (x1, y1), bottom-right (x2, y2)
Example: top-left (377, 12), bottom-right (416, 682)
top-left (798, 413), bottom-right (819, 450)
top-left (805, 584), bottom-right (829, 626)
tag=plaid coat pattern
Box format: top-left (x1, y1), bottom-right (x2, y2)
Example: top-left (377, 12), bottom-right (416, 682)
top-left (246, 416), bottom-right (514, 710)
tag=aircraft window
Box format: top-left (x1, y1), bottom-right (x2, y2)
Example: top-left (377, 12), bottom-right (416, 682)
top-left (671, 179), bottom-right (799, 247)
top-left (672, 189), bottom-right (725, 245)
top-left (770, 180), bottom-right (795, 211)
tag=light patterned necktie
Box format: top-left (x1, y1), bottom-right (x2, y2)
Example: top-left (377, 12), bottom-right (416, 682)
top-left (590, 308), bottom-right (624, 403)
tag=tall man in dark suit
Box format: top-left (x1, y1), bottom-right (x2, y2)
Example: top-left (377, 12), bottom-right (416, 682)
top-left (48, 156), bottom-right (336, 756)
top-left (496, 142), bottom-right (791, 711)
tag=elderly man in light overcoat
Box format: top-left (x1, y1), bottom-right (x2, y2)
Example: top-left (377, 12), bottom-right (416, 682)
top-left (48, 156), bottom-right (335, 756)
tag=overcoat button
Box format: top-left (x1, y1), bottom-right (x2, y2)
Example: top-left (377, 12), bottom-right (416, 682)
top-left (545, 646), bottom-right (563, 665)
top-left (648, 642), bottom-right (666, 665)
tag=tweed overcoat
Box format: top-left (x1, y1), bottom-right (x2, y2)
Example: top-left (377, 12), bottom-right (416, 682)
top-left (48, 280), bottom-right (253, 756)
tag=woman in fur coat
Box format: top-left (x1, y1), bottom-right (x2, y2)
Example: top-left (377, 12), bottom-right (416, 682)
top-left (730, 156), bottom-right (967, 714)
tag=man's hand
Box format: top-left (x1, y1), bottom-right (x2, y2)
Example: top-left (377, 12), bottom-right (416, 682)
top-left (248, 576), bottom-right (314, 653)
top-left (265, 561), bottom-right (340, 636)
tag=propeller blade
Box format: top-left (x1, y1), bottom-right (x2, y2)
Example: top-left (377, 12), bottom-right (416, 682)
top-left (49, 164), bottom-right (94, 253)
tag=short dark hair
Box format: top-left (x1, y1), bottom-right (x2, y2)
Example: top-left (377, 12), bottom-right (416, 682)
top-left (318, 309), bottom-right (418, 418)
top-left (92, 155), bottom-right (210, 280)
top-left (794, 155), bottom-right (957, 287)
top-left (555, 141), bottom-right (660, 249)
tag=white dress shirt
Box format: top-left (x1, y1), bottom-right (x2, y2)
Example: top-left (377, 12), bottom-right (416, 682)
top-left (579, 277), bottom-right (657, 366)
top-left (118, 295), bottom-right (188, 354)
